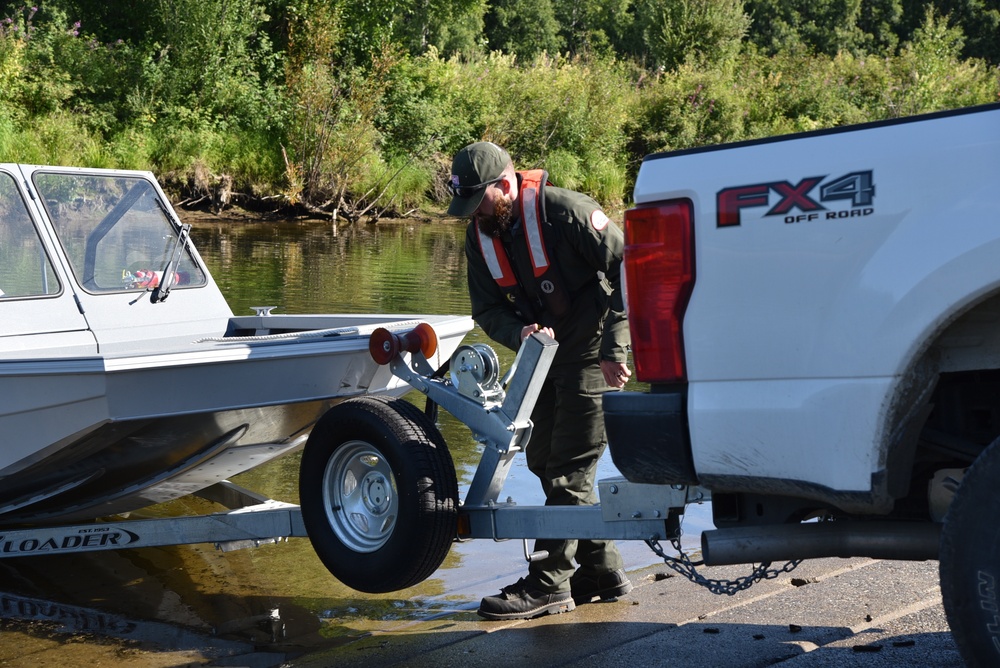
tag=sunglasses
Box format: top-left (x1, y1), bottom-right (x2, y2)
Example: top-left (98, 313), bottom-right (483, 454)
top-left (447, 175), bottom-right (503, 198)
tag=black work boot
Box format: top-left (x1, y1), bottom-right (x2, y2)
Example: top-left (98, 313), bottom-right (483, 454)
top-left (570, 568), bottom-right (633, 604)
top-left (477, 578), bottom-right (575, 620)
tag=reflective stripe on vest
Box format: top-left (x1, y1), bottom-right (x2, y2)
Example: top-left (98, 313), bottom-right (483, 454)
top-left (520, 184), bottom-right (549, 278)
top-left (476, 233), bottom-right (517, 287)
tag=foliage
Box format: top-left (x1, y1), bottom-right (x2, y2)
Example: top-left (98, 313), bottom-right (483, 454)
top-left (0, 0), bottom-right (997, 218)
top-left (1, 6), bottom-right (81, 120)
top-left (355, 153), bottom-right (436, 216)
top-left (884, 6), bottom-right (999, 116)
top-left (900, 0), bottom-right (1000, 64)
top-left (0, 8), bottom-right (28, 114)
top-left (744, 0), bottom-right (875, 55)
top-left (444, 52), bottom-right (636, 205)
top-left (483, 0), bottom-right (563, 58)
top-left (141, 0), bottom-right (286, 132)
top-left (376, 49), bottom-right (470, 158)
top-left (396, 0), bottom-right (487, 58)
top-left (632, 0), bottom-right (750, 71)
top-left (283, 5), bottom-right (409, 220)
top-left (554, 0), bottom-right (633, 57)
top-left (0, 111), bottom-right (109, 165)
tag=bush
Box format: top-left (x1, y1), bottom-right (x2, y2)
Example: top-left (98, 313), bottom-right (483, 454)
top-left (356, 153), bottom-right (436, 216)
top-left (884, 8), bottom-right (999, 117)
top-left (445, 52), bottom-right (635, 206)
top-left (633, 0), bottom-right (749, 71)
top-left (0, 112), bottom-right (107, 165)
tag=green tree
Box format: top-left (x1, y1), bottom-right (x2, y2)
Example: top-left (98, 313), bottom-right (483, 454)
top-left (886, 7), bottom-right (996, 115)
top-left (396, 0), bottom-right (487, 57)
top-left (141, 0), bottom-right (284, 131)
top-left (20, 0), bottom-right (158, 44)
top-left (484, 0), bottom-right (564, 58)
top-left (744, 0), bottom-right (905, 55)
top-left (900, 0), bottom-right (1000, 63)
top-left (553, 0), bottom-right (634, 57)
top-left (631, 0), bottom-right (750, 70)
top-left (856, 0), bottom-right (903, 53)
top-left (0, 5), bottom-right (78, 117)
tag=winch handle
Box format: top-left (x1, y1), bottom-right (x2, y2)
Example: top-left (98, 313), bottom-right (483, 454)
top-left (369, 322), bottom-right (438, 365)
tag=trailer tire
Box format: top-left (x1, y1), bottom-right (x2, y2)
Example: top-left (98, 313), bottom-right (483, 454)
top-left (940, 435), bottom-right (1000, 668)
top-left (299, 396), bottom-right (458, 593)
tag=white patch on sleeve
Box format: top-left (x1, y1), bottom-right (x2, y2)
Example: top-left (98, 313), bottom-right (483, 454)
top-left (591, 210), bottom-right (610, 231)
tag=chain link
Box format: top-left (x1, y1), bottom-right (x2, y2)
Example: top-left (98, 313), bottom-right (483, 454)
top-left (645, 537), bottom-right (802, 596)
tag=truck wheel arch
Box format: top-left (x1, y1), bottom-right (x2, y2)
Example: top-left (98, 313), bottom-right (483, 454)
top-left (880, 289), bottom-right (1000, 504)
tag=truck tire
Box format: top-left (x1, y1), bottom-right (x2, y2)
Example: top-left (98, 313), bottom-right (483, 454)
top-left (940, 436), bottom-right (1000, 667)
top-left (299, 396), bottom-right (458, 593)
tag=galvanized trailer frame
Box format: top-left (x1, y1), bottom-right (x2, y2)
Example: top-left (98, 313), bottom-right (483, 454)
top-left (0, 330), bottom-right (701, 563)
top-left (0, 482), bottom-right (307, 558)
top-left (372, 330), bottom-right (700, 549)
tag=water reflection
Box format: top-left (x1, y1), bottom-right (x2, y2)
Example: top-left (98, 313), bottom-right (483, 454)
top-left (0, 217), bottom-right (711, 666)
top-left (192, 219), bottom-right (470, 316)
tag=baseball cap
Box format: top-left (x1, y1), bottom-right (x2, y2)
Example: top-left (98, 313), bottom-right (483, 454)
top-left (447, 142), bottom-right (511, 217)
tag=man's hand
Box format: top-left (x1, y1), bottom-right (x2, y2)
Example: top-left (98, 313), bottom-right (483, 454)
top-left (601, 360), bottom-right (631, 388)
top-left (520, 323), bottom-right (555, 342)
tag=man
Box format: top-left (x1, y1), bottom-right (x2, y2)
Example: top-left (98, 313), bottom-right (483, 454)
top-left (447, 141), bottom-right (633, 620)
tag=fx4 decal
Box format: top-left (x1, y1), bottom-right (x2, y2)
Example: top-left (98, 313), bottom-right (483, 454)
top-left (717, 171), bottom-right (875, 227)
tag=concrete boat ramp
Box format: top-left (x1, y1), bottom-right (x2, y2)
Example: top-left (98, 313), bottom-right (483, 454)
top-left (290, 556), bottom-right (962, 667)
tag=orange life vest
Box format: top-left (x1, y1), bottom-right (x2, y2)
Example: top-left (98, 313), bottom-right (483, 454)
top-left (474, 170), bottom-right (570, 322)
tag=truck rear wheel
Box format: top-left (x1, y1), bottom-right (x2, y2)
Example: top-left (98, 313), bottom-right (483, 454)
top-left (299, 396), bottom-right (458, 593)
top-left (940, 436), bottom-right (1000, 667)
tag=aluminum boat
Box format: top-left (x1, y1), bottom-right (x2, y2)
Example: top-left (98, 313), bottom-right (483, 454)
top-left (0, 164), bottom-right (473, 524)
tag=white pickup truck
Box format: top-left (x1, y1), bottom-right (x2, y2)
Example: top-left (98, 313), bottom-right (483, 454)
top-left (605, 102), bottom-right (1000, 667)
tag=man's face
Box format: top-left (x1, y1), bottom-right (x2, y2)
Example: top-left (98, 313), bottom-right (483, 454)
top-left (475, 179), bottom-right (514, 238)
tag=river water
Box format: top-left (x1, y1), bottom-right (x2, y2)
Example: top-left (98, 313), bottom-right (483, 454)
top-left (0, 217), bottom-right (711, 666)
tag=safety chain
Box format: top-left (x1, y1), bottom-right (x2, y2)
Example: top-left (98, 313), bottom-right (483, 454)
top-left (645, 537), bottom-right (802, 596)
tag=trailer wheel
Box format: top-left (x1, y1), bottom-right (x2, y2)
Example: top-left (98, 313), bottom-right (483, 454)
top-left (299, 396), bottom-right (458, 593)
top-left (940, 436), bottom-right (1000, 668)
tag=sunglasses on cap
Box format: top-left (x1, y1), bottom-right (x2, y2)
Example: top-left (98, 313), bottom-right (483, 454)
top-left (447, 175), bottom-right (503, 199)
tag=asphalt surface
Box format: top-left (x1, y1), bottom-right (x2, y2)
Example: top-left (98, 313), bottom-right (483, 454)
top-left (288, 556), bottom-right (963, 667)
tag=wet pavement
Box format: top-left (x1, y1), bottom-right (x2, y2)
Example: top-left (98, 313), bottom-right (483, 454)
top-left (287, 556), bottom-right (961, 668)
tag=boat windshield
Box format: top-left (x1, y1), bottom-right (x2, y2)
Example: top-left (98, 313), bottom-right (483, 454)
top-left (0, 172), bottom-right (61, 299)
top-left (33, 172), bottom-right (207, 294)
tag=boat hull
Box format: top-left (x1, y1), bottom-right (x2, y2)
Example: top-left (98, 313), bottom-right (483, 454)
top-left (0, 313), bottom-right (470, 524)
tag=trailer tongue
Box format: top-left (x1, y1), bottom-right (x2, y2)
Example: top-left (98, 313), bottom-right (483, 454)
top-left (299, 325), bottom-right (695, 591)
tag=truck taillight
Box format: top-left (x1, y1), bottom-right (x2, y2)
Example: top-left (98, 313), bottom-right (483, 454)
top-left (623, 199), bottom-right (695, 383)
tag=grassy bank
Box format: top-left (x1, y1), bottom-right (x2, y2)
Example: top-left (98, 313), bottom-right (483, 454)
top-left (0, 5), bottom-right (996, 222)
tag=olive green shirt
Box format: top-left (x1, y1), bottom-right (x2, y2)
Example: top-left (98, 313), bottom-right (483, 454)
top-left (465, 183), bottom-right (630, 366)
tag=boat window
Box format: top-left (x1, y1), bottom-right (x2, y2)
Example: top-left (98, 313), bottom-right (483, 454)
top-left (0, 172), bottom-right (61, 299)
top-left (33, 172), bottom-right (206, 293)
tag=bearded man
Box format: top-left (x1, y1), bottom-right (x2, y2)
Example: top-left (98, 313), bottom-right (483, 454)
top-left (446, 141), bottom-right (633, 620)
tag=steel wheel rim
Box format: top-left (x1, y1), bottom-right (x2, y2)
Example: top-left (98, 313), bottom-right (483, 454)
top-left (322, 440), bottom-right (398, 553)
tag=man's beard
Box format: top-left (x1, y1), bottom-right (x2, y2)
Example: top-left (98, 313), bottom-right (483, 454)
top-left (477, 195), bottom-right (514, 238)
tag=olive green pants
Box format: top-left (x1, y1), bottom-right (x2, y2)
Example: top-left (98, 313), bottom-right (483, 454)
top-left (525, 361), bottom-right (624, 593)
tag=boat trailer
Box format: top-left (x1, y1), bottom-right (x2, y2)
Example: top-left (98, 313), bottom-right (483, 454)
top-left (0, 325), bottom-right (704, 591)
